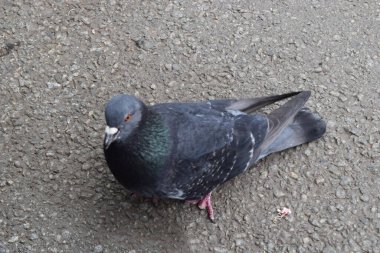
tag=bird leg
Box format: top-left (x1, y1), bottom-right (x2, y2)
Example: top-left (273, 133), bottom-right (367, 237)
top-left (195, 192), bottom-right (215, 221)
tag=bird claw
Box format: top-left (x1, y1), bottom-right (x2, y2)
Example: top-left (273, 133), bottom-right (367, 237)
top-left (132, 192), bottom-right (215, 221)
top-left (187, 192), bottom-right (215, 221)
top-left (199, 193), bottom-right (215, 221)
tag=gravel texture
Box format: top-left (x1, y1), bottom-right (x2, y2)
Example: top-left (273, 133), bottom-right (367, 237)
top-left (1, 1), bottom-right (379, 252)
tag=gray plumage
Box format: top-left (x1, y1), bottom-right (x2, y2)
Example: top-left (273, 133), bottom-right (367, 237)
top-left (103, 91), bottom-right (326, 212)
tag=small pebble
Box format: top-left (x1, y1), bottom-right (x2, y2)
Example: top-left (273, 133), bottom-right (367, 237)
top-left (213, 247), bottom-right (228, 253)
top-left (329, 90), bottom-right (340, 97)
top-left (336, 187), bottom-right (346, 198)
top-left (166, 81), bottom-right (176, 87)
top-left (172, 64), bottom-right (180, 71)
top-left (290, 171), bottom-right (299, 180)
top-left (82, 163), bottom-right (91, 171)
top-left (189, 239), bottom-right (200, 244)
top-left (235, 239), bottom-right (244, 246)
top-left (61, 230), bottom-right (71, 240)
top-left (260, 170), bottom-right (268, 179)
top-left (30, 233), bottom-right (39, 240)
top-left (303, 237), bottom-right (311, 244)
top-left (360, 195), bottom-right (369, 202)
top-left (309, 218), bottom-right (321, 227)
top-left (8, 235), bottom-right (19, 243)
top-left (273, 189), bottom-right (285, 198)
top-left (47, 82), bottom-right (61, 89)
top-left (339, 96), bottom-right (347, 102)
top-left (333, 34), bottom-right (341, 41)
top-left (336, 204), bottom-right (344, 211)
top-left (14, 161), bottom-right (22, 168)
top-left (323, 246), bottom-right (337, 253)
top-left (339, 176), bottom-right (352, 186)
top-left (46, 150), bottom-right (55, 157)
top-left (315, 176), bottom-right (325, 184)
top-left (94, 245), bottom-right (103, 252)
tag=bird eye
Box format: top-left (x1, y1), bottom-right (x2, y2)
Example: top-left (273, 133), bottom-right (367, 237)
top-left (124, 113), bottom-right (133, 122)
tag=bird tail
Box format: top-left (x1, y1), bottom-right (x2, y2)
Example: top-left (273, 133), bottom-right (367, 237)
top-left (257, 91), bottom-right (326, 160)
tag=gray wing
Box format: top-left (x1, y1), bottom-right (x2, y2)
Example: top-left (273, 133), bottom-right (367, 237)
top-left (151, 91), bottom-right (322, 200)
top-left (152, 102), bottom-right (269, 200)
top-left (170, 114), bottom-right (270, 200)
top-left (151, 91), bottom-right (300, 160)
top-left (164, 91), bottom-right (299, 113)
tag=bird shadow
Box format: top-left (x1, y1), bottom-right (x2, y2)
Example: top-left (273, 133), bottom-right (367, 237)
top-left (81, 162), bottom-right (192, 252)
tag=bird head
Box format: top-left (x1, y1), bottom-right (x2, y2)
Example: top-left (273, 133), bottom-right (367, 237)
top-left (104, 94), bottom-right (144, 149)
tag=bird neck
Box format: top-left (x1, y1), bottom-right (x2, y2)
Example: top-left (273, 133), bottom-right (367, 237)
top-left (126, 108), bottom-right (170, 171)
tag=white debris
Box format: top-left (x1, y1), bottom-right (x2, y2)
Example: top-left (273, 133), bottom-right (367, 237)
top-left (272, 207), bottom-right (292, 223)
top-left (277, 207), bottom-right (292, 217)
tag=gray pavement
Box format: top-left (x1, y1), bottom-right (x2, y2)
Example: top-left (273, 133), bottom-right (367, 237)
top-left (0, 1), bottom-right (379, 252)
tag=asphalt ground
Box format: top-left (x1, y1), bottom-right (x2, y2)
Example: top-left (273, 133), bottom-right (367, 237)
top-left (0, 1), bottom-right (379, 252)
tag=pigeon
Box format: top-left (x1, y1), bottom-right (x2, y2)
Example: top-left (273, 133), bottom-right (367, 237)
top-left (103, 91), bottom-right (326, 221)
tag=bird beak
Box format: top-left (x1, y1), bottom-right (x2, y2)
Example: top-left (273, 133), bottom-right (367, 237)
top-left (104, 126), bottom-right (119, 149)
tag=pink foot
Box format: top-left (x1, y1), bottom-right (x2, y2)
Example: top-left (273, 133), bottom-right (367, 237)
top-left (193, 192), bottom-right (215, 221)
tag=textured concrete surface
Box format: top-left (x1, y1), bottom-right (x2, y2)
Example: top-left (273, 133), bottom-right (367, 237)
top-left (1, 1), bottom-right (379, 252)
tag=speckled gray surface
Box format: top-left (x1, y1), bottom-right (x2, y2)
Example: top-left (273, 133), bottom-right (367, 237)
top-left (0, 1), bottom-right (379, 252)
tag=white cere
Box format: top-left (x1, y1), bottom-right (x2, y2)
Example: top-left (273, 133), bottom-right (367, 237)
top-left (105, 126), bottom-right (118, 135)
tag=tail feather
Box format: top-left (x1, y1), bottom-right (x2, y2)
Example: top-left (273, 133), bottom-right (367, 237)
top-left (255, 91), bottom-right (326, 160)
top-left (260, 108), bottom-right (326, 158)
